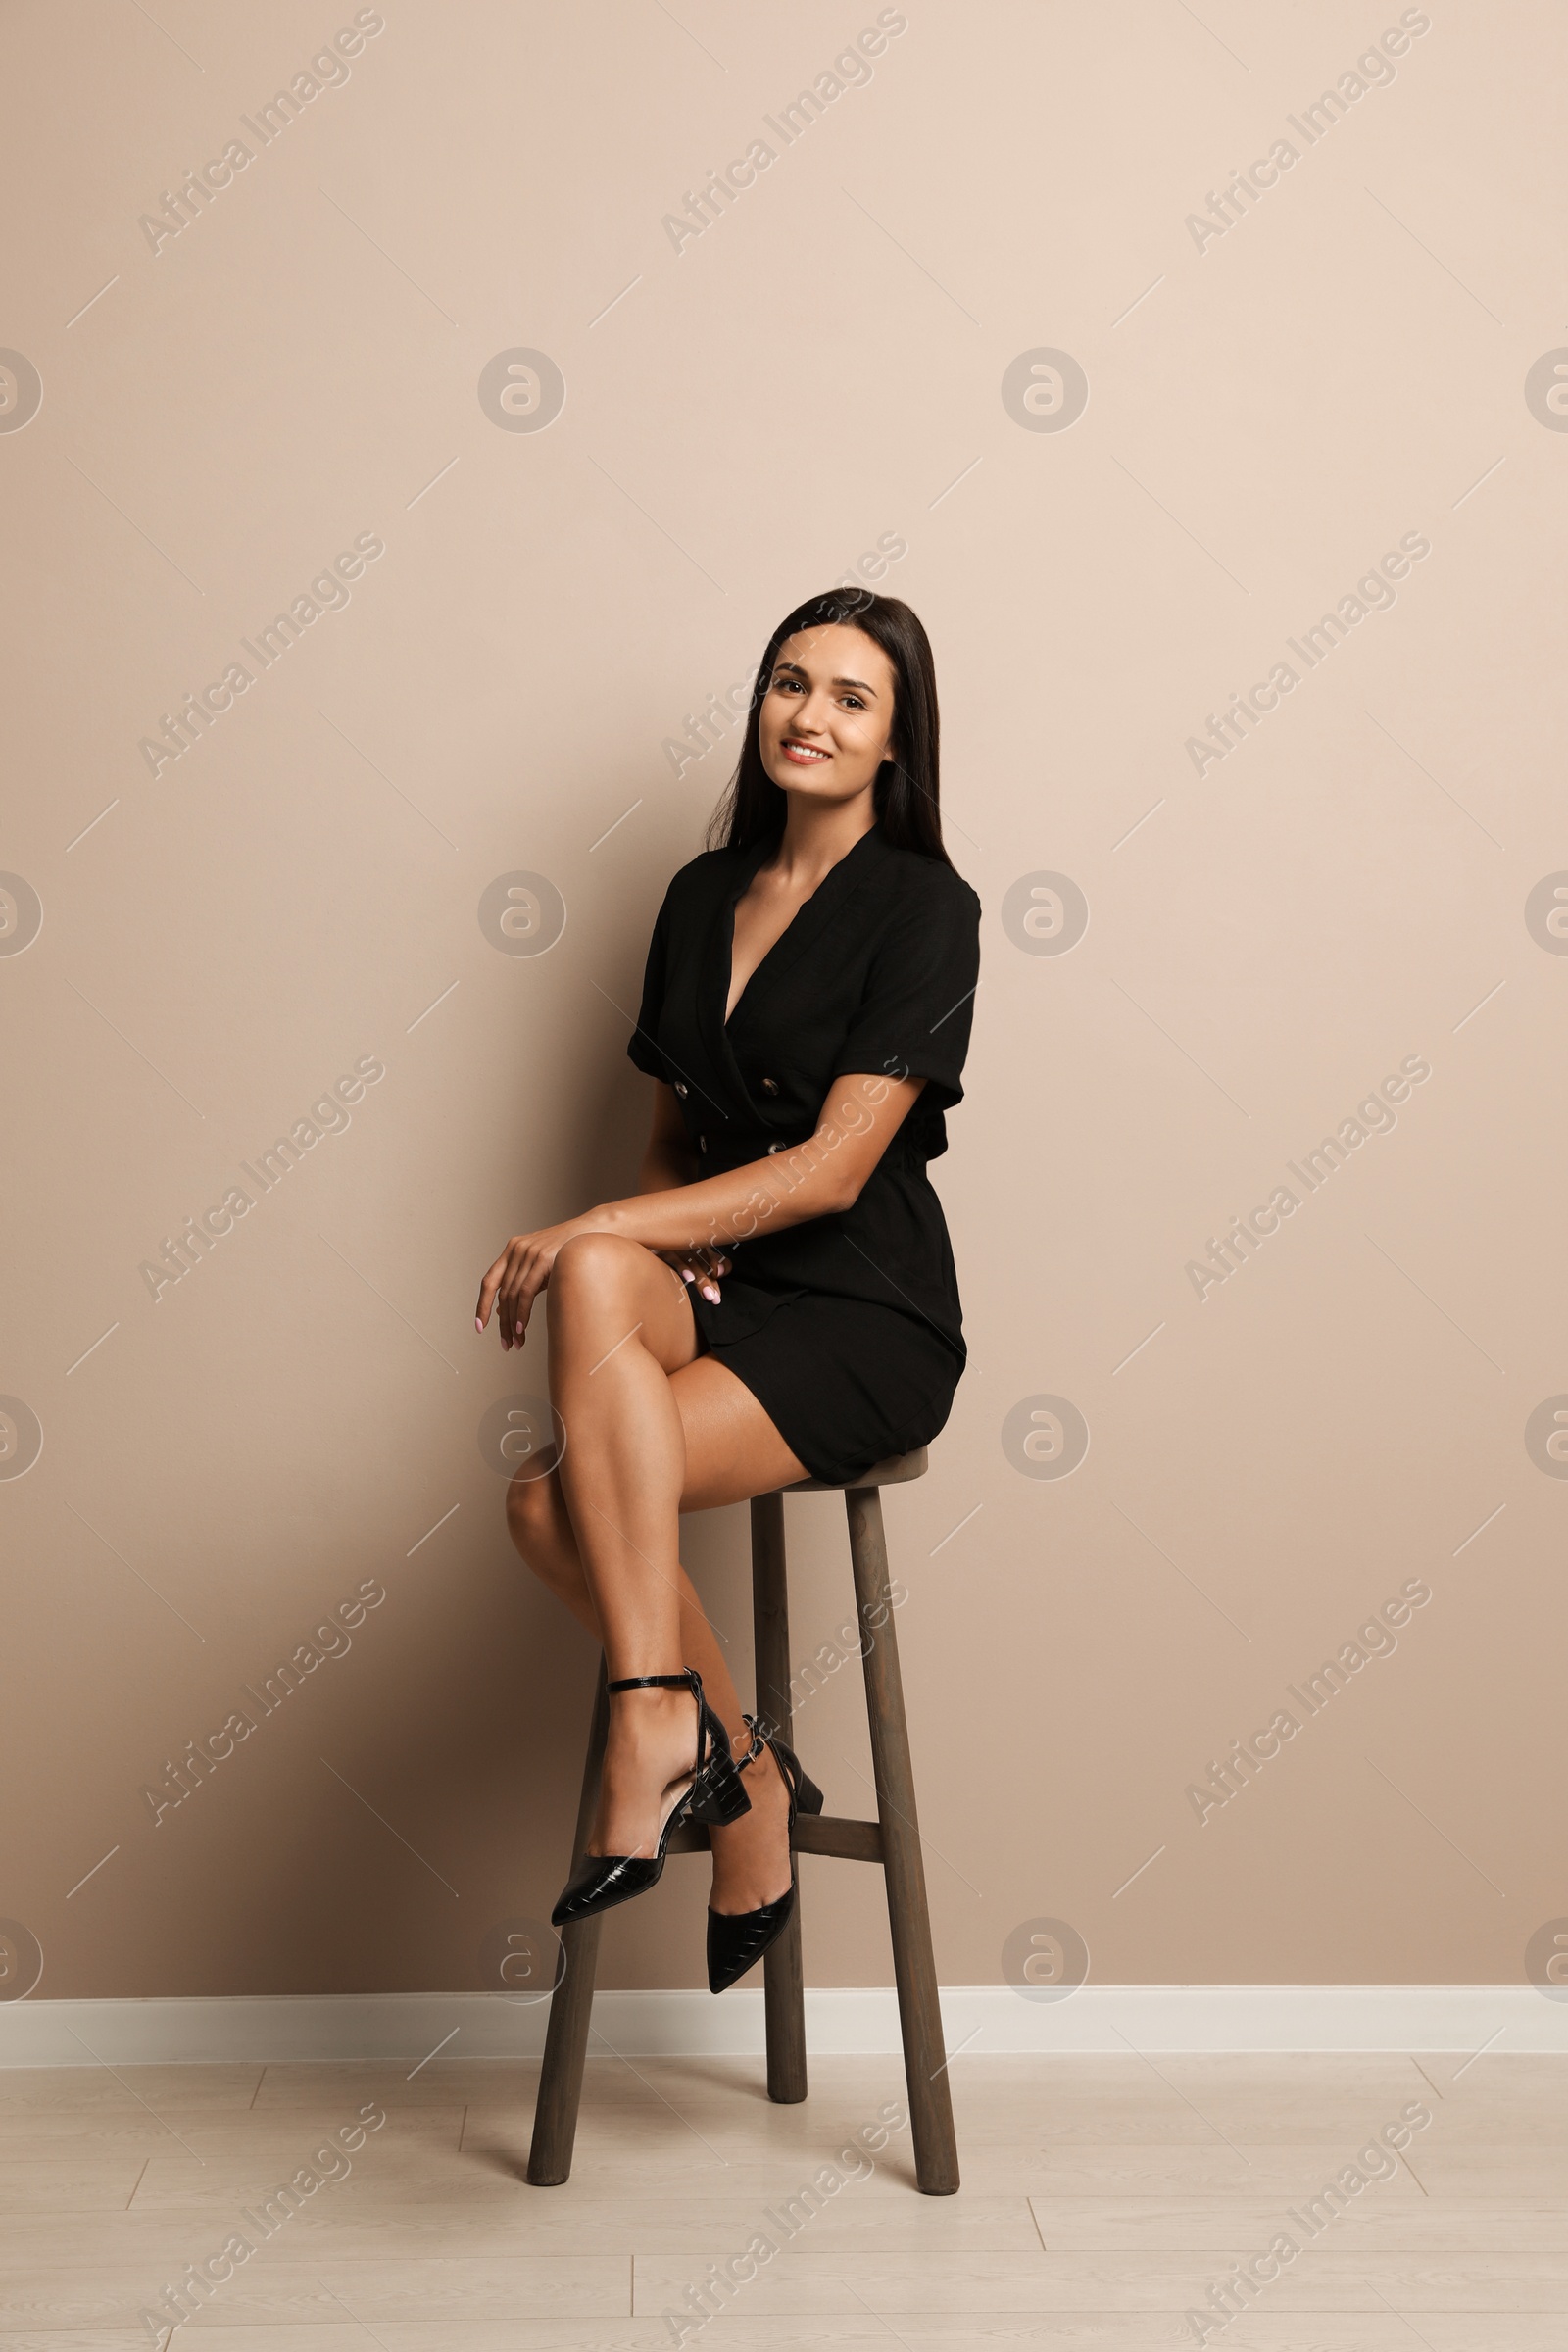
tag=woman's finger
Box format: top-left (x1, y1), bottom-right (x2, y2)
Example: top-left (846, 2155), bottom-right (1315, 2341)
top-left (705, 1245), bottom-right (731, 1297)
top-left (498, 1244), bottom-right (525, 1348)
top-left (514, 1247), bottom-right (550, 1340)
top-left (505, 1246), bottom-right (531, 1341)
top-left (475, 1248), bottom-right (511, 1332)
top-left (508, 1251), bottom-right (533, 1346)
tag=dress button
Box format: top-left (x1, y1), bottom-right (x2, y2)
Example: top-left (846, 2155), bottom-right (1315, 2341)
top-left (698, 1136), bottom-right (708, 1152)
top-left (673, 1082), bottom-right (688, 1098)
top-left (760, 1078), bottom-right (780, 1096)
top-left (766, 1142), bottom-right (784, 1154)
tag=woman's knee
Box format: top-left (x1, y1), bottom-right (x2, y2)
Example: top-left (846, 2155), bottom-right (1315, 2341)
top-left (547, 1231), bottom-right (647, 1329)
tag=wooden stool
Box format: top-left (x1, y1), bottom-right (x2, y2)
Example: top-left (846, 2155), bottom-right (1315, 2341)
top-left (525, 1447), bottom-right (959, 2195)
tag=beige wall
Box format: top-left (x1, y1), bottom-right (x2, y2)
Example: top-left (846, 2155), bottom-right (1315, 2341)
top-left (2, 0), bottom-right (1562, 2006)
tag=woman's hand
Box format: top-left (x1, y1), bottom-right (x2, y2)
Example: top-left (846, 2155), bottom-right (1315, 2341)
top-left (474, 1217), bottom-right (606, 1349)
top-left (474, 1068), bottom-right (925, 1348)
top-left (659, 1244), bottom-right (731, 1304)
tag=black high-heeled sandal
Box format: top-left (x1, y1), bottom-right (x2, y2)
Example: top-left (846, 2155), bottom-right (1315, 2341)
top-left (706, 1714), bottom-right (824, 1995)
top-left (552, 1669), bottom-right (751, 1928)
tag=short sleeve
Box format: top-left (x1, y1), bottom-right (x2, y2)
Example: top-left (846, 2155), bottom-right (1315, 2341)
top-left (831, 864), bottom-right (981, 1112)
top-left (626, 892), bottom-right (671, 1081)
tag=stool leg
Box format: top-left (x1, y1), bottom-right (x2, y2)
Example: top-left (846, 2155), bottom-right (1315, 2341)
top-left (751, 1491), bottom-right (808, 2105)
top-left (846, 1488), bottom-right (960, 2195)
top-left (526, 1665), bottom-right (609, 2185)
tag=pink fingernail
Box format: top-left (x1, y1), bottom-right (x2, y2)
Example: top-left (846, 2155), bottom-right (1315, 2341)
top-left (475, 1317), bottom-right (483, 1333)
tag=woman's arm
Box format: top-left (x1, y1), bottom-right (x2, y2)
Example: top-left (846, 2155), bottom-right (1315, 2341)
top-left (612, 1066), bottom-right (925, 1247)
top-left (637, 1078), bottom-right (701, 1194)
top-left (638, 1081), bottom-right (730, 1304)
top-left (476, 1068), bottom-right (925, 1347)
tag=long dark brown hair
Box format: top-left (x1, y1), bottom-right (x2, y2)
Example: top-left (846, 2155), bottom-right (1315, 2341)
top-left (705, 588), bottom-right (954, 867)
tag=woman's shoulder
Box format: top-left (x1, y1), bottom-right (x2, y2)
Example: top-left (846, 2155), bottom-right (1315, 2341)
top-left (653, 841), bottom-right (750, 914)
top-left (875, 838), bottom-right (982, 921)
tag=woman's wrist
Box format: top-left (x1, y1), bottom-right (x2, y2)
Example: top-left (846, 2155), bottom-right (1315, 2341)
top-left (585, 1199), bottom-right (632, 1238)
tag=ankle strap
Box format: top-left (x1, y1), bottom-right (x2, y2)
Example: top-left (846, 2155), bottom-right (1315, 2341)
top-left (606, 1669), bottom-right (700, 1695)
top-left (735, 1712), bottom-right (769, 1767)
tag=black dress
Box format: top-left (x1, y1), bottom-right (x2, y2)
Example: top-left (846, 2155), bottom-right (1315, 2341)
top-left (626, 822), bottom-right (982, 1484)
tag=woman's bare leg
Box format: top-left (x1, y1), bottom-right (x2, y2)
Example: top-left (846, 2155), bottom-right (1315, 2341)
top-left (509, 1268), bottom-right (807, 1911)
top-left (538, 1234), bottom-right (805, 1887)
top-left (505, 1465), bottom-right (736, 1728)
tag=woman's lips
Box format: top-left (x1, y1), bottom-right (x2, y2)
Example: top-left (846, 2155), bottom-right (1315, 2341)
top-left (781, 740), bottom-right (830, 763)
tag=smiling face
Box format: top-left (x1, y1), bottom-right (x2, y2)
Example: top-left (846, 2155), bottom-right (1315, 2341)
top-left (757, 623), bottom-right (898, 809)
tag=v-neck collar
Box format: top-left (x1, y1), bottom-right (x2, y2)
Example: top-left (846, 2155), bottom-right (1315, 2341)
top-left (721, 823), bottom-right (886, 1029)
top-left (698, 824), bottom-right (890, 1107)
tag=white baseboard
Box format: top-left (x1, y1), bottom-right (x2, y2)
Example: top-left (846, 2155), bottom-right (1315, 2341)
top-left (2, 1985), bottom-right (1564, 2067)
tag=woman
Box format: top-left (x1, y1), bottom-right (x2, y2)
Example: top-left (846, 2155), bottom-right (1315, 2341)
top-left (476, 589), bottom-right (980, 1994)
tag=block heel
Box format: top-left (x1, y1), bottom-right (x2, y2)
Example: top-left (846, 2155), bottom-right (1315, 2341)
top-left (688, 1738), bottom-right (751, 1826)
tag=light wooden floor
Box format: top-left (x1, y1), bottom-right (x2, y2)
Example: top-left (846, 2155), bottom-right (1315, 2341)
top-left (0, 2049), bottom-right (1563, 2347)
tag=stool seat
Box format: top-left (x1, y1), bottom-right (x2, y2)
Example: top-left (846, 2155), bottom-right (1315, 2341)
top-left (526, 1444), bottom-right (959, 2195)
top-left (785, 1446), bottom-right (928, 1493)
